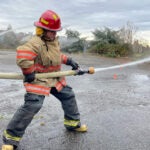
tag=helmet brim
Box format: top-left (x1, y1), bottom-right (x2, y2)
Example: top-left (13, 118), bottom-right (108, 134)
top-left (34, 21), bottom-right (62, 31)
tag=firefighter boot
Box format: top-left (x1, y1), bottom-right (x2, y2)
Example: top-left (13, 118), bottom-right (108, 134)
top-left (1, 145), bottom-right (14, 150)
top-left (64, 119), bottom-right (88, 132)
top-left (1, 144), bottom-right (19, 150)
top-left (74, 124), bottom-right (88, 132)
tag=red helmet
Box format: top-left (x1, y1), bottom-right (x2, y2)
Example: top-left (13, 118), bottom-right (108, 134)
top-left (34, 10), bottom-right (62, 31)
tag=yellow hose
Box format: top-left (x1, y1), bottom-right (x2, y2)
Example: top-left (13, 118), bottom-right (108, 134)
top-left (0, 67), bottom-right (95, 80)
top-left (0, 70), bottom-right (76, 80)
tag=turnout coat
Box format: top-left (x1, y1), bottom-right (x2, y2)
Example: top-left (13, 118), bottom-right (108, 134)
top-left (16, 35), bottom-right (68, 96)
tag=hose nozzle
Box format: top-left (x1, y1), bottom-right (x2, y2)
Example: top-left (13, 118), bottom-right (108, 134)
top-left (75, 67), bottom-right (95, 75)
top-left (88, 67), bottom-right (95, 74)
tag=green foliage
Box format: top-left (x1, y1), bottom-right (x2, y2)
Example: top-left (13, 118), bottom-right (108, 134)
top-left (63, 29), bottom-right (86, 53)
top-left (62, 39), bottom-right (84, 53)
top-left (89, 28), bottom-right (132, 57)
top-left (92, 27), bottom-right (120, 44)
top-left (65, 29), bottom-right (80, 39)
top-left (89, 43), bottom-right (131, 57)
top-left (106, 43), bottom-right (131, 57)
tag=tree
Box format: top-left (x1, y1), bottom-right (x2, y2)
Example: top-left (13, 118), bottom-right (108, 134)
top-left (92, 27), bottom-right (120, 44)
top-left (118, 21), bottom-right (137, 44)
top-left (62, 29), bottom-right (86, 53)
top-left (3, 31), bottom-right (19, 48)
top-left (89, 27), bottom-right (132, 57)
top-left (65, 29), bottom-right (80, 39)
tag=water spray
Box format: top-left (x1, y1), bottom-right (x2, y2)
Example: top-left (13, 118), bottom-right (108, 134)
top-left (94, 57), bottom-right (150, 72)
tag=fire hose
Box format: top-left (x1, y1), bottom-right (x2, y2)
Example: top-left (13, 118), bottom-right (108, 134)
top-left (0, 67), bottom-right (95, 80)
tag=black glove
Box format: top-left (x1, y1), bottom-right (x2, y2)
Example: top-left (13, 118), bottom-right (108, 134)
top-left (76, 69), bottom-right (85, 75)
top-left (24, 72), bottom-right (35, 83)
top-left (66, 58), bottom-right (79, 70)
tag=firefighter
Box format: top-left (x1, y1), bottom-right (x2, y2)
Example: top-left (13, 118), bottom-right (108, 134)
top-left (2, 10), bottom-right (87, 150)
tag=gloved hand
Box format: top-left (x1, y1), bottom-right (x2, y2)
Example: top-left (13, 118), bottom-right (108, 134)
top-left (24, 72), bottom-right (35, 83)
top-left (76, 69), bottom-right (85, 75)
top-left (66, 58), bottom-right (79, 70)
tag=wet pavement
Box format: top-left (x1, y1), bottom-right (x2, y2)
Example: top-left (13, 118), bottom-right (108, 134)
top-left (0, 51), bottom-right (150, 150)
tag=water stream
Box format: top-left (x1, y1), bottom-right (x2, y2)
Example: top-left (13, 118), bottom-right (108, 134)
top-left (95, 57), bottom-right (150, 72)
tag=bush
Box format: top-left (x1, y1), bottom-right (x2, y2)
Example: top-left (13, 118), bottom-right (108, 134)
top-left (88, 43), bottom-right (131, 57)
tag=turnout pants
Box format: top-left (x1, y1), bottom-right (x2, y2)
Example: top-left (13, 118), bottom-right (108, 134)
top-left (3, 85), bottom-right (80, 146)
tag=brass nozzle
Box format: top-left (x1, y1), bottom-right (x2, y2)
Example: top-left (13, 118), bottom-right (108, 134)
top-left (88, 67), bottom-right (95, 74)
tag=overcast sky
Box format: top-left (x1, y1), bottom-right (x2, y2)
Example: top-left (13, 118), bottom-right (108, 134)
top-left (1, 0), bottom-right (150, 41)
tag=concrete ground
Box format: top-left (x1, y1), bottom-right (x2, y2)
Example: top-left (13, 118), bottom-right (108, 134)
top-left (0, 51), bottom-right (150, 150)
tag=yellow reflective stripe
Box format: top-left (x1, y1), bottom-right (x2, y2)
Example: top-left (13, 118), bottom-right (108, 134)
top-left (64, 119), bottom-right (80, 127)
top-left (4, 130), bottom-right (21, 142)
top-left (41, 18), bottom-right (49, 25)
top-left (52, 14), bottom-right (58, 21)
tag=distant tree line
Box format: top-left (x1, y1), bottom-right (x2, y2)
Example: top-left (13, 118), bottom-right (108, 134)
top-left (0, 23), bottom-right (150, 58)
top-left (0, 24), bottom-right (32, 49)
top-left (63, 22), bottom-right (150, 57)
